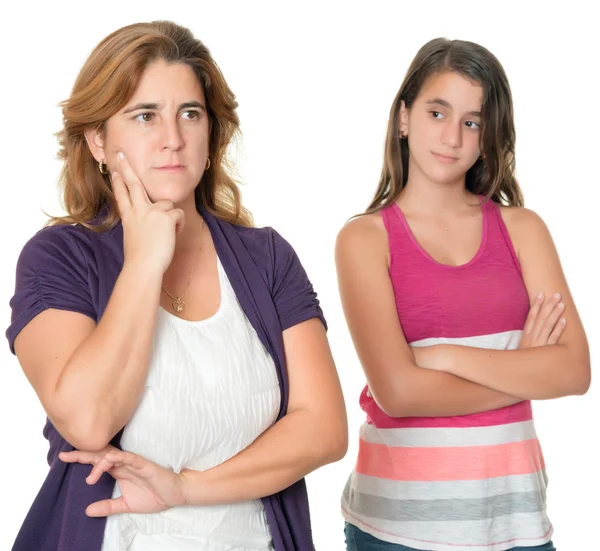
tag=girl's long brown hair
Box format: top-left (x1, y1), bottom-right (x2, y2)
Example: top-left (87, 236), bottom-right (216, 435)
top-left (367, 38), bottom-right (524, 214)
top-left (51, 20), bottom-right (252, 230)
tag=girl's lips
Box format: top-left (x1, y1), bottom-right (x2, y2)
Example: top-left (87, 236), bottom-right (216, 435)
top-left (432, 152), bottom-right (459, 164)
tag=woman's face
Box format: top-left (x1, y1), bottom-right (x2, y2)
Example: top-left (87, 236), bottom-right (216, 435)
top-left (87, 59), bottom-right (210, 205)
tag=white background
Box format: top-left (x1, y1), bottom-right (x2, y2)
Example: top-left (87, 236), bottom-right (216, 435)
top-left (0, 1), bottom-right (597, 549)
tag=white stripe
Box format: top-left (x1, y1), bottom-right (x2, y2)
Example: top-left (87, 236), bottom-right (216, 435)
top-left (342, 506), bottom-right (552, 551)
top-left (359, 420), bottom-right (538, 448)
top-left (364, 329), bottom-right (523, 400)
top-left (410, 329), bottom-right (523, 350)
top-left (348, 471), bottom-right (549, 501)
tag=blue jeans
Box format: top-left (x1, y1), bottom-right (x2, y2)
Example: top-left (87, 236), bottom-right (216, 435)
top-left (344, 523), bottom-right (557, 551)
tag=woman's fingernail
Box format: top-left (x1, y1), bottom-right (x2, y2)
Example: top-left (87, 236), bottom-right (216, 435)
top-left (553, 293), bottom-right (561, 299)
top-left (117, 152), bottom-right (124, 161)
top-left (537, 292), bottom-right (544, 300)
top-left (558, 302), bottom-right (565, 309)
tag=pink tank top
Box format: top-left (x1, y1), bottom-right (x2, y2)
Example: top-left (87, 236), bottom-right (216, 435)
top-left (342, 199), bottom-right (553, 551)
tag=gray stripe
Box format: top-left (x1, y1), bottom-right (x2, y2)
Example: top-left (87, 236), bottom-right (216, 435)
top-left (345, 488), bottom-right (546, 522)
top-left (350, 471), bottom-right (549, 500)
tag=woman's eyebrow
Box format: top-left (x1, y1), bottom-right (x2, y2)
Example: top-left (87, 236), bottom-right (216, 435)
top-left (123, 101), bottom-right (206, 114)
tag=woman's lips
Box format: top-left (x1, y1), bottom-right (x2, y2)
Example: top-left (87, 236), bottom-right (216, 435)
top-left (153, 165), bottom-right (185, 172)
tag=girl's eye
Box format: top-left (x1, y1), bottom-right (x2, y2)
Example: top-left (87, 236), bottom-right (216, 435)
top-left (135, 112), bottom-right (154, 123)
top-left (465, 120), bottom-right (481, 129)
top-left (431, 111), bottom-right (444, 119)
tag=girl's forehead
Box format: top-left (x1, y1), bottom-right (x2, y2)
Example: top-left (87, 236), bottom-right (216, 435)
top-left (417, 72), bottom-right (483, 109)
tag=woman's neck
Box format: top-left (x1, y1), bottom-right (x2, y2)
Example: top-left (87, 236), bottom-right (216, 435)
top-left (173, 195), bottom-right (206, 254)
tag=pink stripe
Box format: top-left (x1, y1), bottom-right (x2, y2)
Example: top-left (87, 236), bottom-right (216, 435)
top-left (361, 390), bottom-right (532, 428)
top-left (356, 438), bottom-right (545, 481)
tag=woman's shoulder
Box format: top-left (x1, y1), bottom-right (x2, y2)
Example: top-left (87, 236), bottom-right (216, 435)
top-left (21, 223), bottom-right (91, 256)
top-left (18, 221), bottom-right (115, 272)
top-left (230, 223), bottom-right (299, 263)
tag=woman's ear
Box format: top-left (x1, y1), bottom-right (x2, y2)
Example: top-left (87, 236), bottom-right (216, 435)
top-left (84, 128), bottom-right (106, 163)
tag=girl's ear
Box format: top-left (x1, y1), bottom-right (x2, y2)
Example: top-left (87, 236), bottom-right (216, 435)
top-left (398, 100), bottom-right (409, 138)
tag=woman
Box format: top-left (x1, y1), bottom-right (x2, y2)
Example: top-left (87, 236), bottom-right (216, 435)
top-left (7, 20), bottom-right (347, 551)
top-left (337, 38), bottom-right (590, 550)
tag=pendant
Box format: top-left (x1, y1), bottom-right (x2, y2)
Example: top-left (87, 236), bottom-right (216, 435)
top-left (172, 298), bottom-right (185, 313)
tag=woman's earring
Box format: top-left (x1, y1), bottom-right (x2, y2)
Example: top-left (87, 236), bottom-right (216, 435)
top-left (205, 157), bottom-right (211, 170)
top-left (99, 159), bottom-right (108, 175)
top-left (399, 131), bottom-right (407, 139)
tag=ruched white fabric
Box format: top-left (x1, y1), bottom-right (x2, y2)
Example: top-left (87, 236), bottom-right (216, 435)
top-left (101, 257), bottom-right (280, 550)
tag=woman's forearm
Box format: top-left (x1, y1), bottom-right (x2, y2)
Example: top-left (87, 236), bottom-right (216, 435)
top-left (180, 409), bottom-right (346, 506)
top-left (54, 262), bottom-right (162, 450)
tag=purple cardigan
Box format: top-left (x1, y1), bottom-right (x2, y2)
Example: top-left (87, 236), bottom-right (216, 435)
top-left (7, 206), bottom-right (326, 551)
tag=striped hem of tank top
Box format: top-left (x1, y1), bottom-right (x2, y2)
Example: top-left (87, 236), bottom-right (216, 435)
top-left (340, 198), bottom-right (552, 550)
top-left (341, 415), bottom-right (552, 551)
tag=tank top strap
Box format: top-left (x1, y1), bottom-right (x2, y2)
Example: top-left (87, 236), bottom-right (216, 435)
top-left (380, 201), bottom-right (414, 252)
top-left (483, 198), bottom-right (523, 275)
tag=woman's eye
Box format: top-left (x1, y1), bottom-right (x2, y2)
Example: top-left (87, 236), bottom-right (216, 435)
top-left (431, 111), bottom-right (444, 119)
top-left (135, 112), bottom-right (154, 123)
top-left (182, 110), bottom-right (200, 120)
top-left (465, 120), bottom-right (480, 129)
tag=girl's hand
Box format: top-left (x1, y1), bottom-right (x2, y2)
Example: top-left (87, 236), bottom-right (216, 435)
top-left (519, 292), bottom-right (567, 348)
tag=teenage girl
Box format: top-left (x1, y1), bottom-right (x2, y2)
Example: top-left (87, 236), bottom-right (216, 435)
top-left (337, 38), bottom-right (590, 551)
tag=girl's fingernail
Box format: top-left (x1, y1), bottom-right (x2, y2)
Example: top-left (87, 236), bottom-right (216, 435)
top-left (537, 292), bottom-right (544, 299)
top-left (117, 152), bottom-right (124, 161)
top-left (553, 293), bottom-right (561, 299)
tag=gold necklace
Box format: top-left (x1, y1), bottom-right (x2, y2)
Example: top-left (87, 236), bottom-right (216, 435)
top-left (161, 218), bottom-right (204, 313)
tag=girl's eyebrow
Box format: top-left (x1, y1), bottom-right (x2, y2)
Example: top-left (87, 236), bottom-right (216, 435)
top-left (426, 98), bottom-right (481, 117)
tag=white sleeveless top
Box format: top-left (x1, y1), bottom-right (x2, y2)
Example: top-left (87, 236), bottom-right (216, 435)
top-left (102, 257), bottom-right (280, 551)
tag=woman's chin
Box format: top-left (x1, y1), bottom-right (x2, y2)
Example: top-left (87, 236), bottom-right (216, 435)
top-left (145, 187), bottom-right (196, 206)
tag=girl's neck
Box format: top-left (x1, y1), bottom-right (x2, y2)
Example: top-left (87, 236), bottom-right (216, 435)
top-left (399, 165), bottom-right (476, 215)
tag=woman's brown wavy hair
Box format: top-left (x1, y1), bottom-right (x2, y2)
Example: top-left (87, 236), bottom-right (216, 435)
top-left (367, 38), bottom-right (524, 213)
top-left (50, 20), bottom-right (252, 230)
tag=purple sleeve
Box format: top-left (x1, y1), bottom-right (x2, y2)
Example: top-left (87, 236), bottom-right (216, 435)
top-left (6, 227), bottom-right (97, 354)
top-left (269, 228), bottom-right (327, 332)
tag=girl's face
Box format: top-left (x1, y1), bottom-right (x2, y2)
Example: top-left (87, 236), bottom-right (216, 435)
top-left (399, 71), bottom-right (483, 187)
top-left (86, 59), bottom-right (210, 205)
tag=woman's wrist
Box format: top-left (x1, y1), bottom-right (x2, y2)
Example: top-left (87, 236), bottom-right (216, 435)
top-left (177, 468), bottom-right (207, 507)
